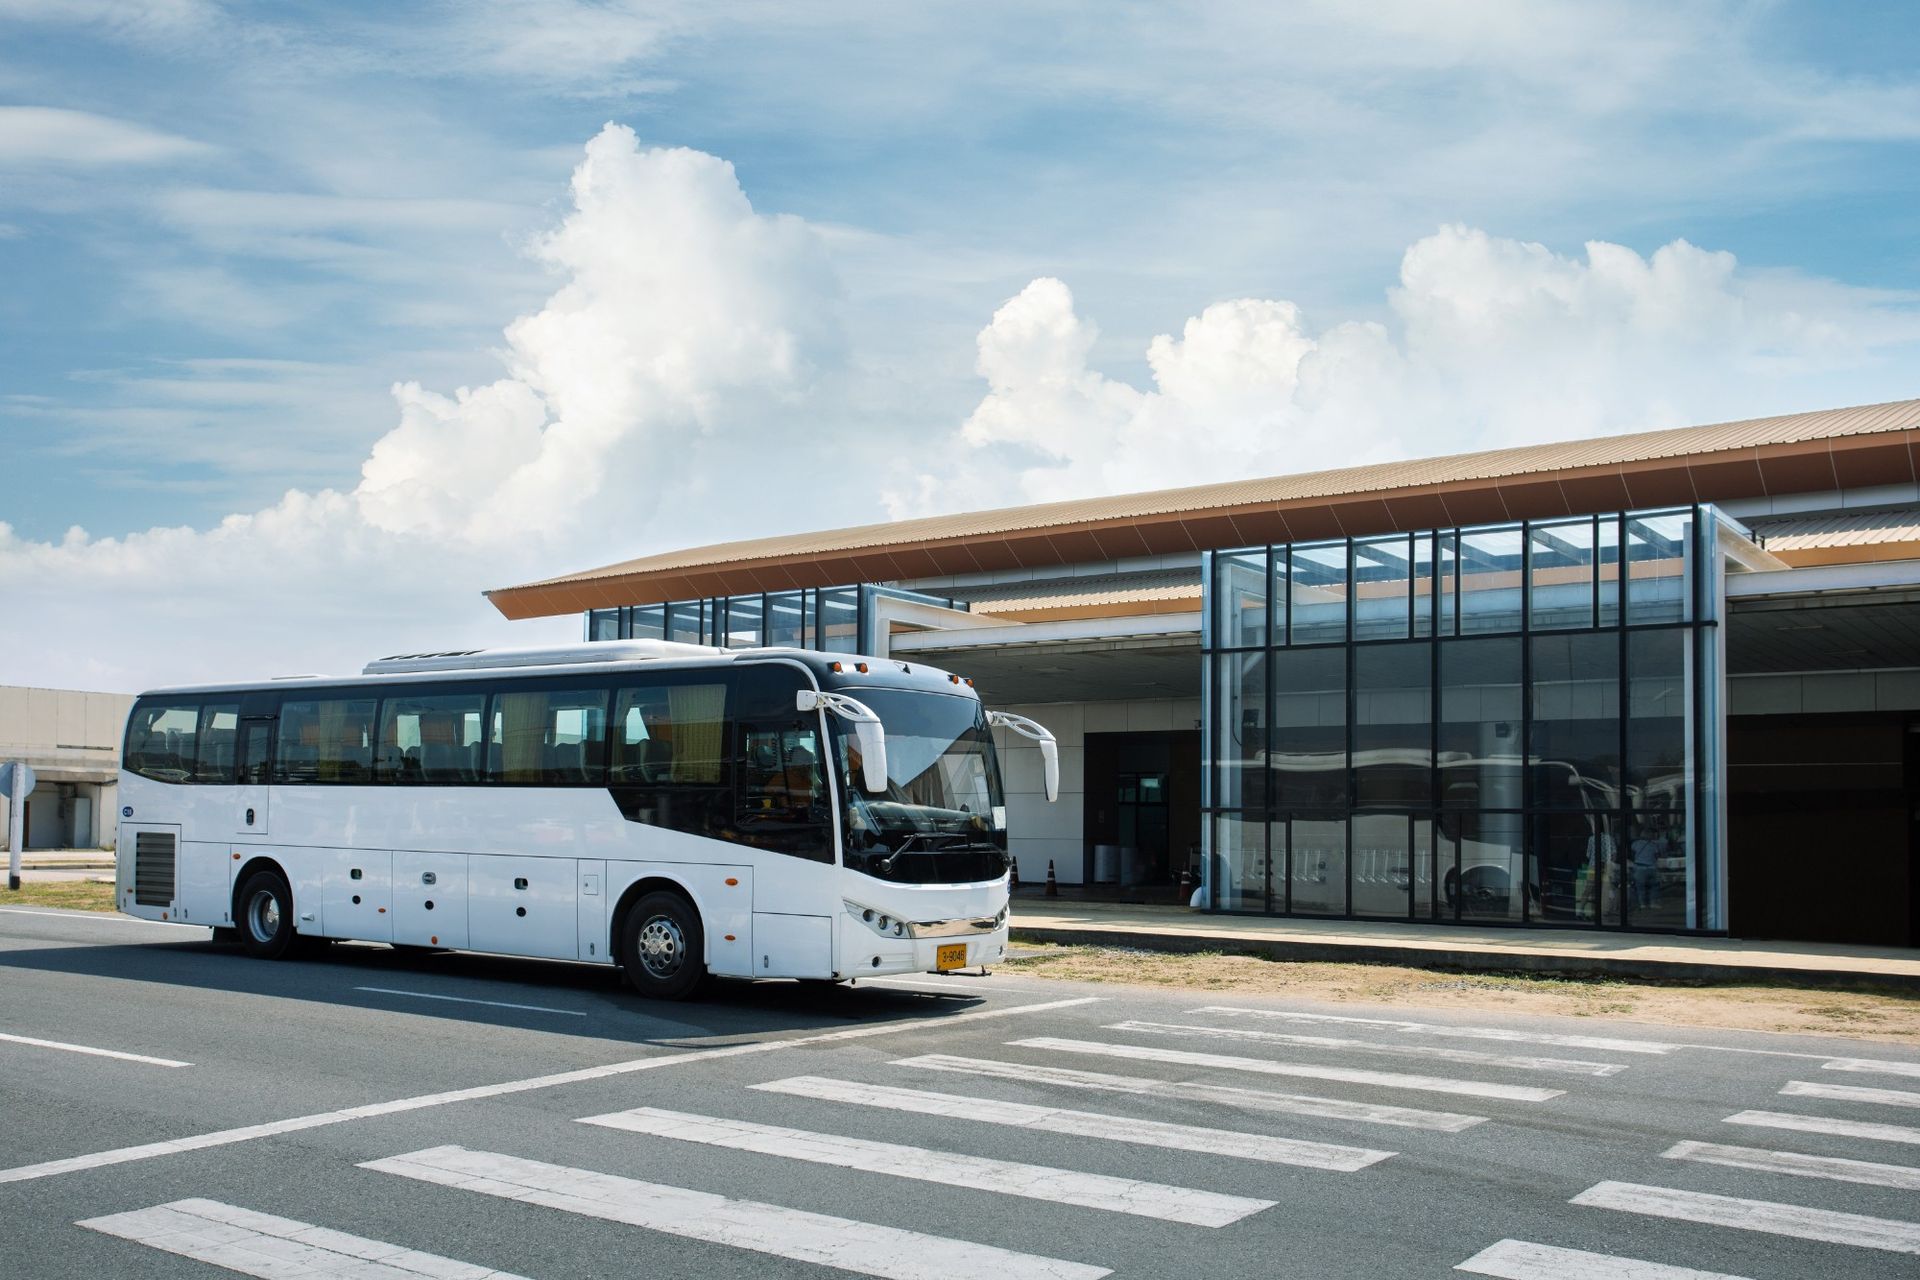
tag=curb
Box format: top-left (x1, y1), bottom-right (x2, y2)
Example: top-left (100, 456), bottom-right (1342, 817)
top-left (1010, 925), bottom-right (1920, 993)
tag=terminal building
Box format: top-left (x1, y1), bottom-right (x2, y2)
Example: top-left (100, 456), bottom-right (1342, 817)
top-left (488, 399), bottom-right (1920, 947)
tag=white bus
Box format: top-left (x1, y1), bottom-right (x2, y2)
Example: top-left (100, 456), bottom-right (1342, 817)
top-left (114, 641), bottom-right (1058, 999)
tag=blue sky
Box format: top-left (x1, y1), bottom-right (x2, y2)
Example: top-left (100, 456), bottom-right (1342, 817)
top-left (2, 1), bottom-right (1918, 689)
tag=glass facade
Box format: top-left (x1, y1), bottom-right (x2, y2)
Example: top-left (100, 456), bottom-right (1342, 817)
top-left (585, 584), bottom-right (965, 657)
top-left (1203, 507), bottom-right (1728, 932)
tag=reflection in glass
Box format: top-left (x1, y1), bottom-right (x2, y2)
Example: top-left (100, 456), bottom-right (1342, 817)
top-left (1289, 816), bottom-right (1346, 915)
top-left (1421, 818), bottom-right (1450, 920)
top-left (1272, 648), bottom-right (1346, 810)
top-left (1529, 633), bottom-right (1620, 809)
top-left (1436, 532), bottom-right (1458, 637)
top-left (1533, 810), bottom-right (1622, 925)
top-left (1625, 807), bottom-right (1687, 930)
top-left (1218, 550), bottom-right (1268, 648)
top-left (818, 588), bottom-right (860, 652)
top-left (1439, 637), bottom-right (1523, 811)
top-left (724, 595), bottom-right (764, 648)
top-left (1354, 642), bottom-right (1430, 808)
top-left (1458, 525), bottom-right (1524, 634)
top-left (1628, 511), bottom-right (1690, 624)
top-left (1445, 810), bottom-right (1524, 921)
top-left (1214, 812), bottom-right (1268, 911)
top-left (588, 609), bottom-right (620, 641)
top-left (1412, 534), bottom-right (1436, 638)
top-left (666, 601), bottom-right (704, 645)
top-left (1627, 628), bottom-right (1688, 803)
top-left (1351, 814), bottom-right (1410, 917)
top-left (630, 604), bottom-right (665, 641)
top-left (1288, 541), bottom-right (1348, 644)
top-left (1353, 534), bottom-right (1411, 641)
top-left (1216, 652), bottom-right (1267, 811)
top-left (1597, 515), bottom-right (1622, 627)
top-left (765, 592), bottom-right (805, 647)
top-left (1529, 517), bottom-right (1594, 630)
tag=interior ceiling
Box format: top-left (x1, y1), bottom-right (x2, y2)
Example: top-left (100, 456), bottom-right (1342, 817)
top-left (1727, 594), bottom-right (1920, 674)
top-left (907, 637), bottom-right (1204, 706)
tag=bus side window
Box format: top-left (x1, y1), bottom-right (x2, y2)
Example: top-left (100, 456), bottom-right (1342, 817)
top-left (608, 678), bottom-right (732, 837)
top-left (192, 703), bottom-right (241, 783)
top-left (377, 690), bottom-right (486, 783)
top-left (731, 665), bottom-right (831, 862)
top-left (275, 697), bottom-right (377, 784)
top-left (485, 685), bottom-right (609, 785)
top-left (126, 700), bottom-right (200, 783)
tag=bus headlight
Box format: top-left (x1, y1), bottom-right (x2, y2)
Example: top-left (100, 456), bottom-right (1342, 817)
top-left (845, 900), bottom-right (919, 939)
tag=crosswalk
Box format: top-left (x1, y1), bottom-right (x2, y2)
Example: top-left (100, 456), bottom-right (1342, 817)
top-left (57, 997), bottom-right (1920, 1279)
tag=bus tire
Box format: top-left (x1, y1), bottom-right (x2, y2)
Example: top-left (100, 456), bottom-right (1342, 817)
top-left (620, 890), bottom-right (706, 1001)
top-left (237, 869), bottom-right (297, 960)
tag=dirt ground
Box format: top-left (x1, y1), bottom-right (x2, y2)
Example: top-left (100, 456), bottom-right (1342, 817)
top-left (1003, 943), bottom-right (1920, 1047)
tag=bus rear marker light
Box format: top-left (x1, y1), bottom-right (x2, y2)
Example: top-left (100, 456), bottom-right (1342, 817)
top-left (724, 934), bottom-right (736, 941)
top-left (725, 877), bottom-right (738, 886)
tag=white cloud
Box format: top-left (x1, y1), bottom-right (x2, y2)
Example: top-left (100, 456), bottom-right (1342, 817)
top-left (0, 123), bottom-right (839, 691)
top-left (892, 226), bottom-right (1920, 512)
top-left (0, 106), bottom-right (211, 166)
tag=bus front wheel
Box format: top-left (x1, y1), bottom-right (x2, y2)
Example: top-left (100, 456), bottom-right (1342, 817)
top-left (620, 890), bottom-right (706, 1001)
top-left (237, 869), bottom-right (296, 960)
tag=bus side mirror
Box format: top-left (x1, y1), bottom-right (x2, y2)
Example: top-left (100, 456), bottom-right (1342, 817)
top-left (986, 710), bottom-right (1059, 803)
top-left (797, 689), bottom-right (891, 795)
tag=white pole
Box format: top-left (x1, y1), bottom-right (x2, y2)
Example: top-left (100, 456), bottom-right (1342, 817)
top-left (6, 766), bottom-right (24, 891)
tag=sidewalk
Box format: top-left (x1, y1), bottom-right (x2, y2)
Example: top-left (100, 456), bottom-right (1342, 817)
top-left (1010, 894), bottom-right (1920, 990)
top-left (7, 848), bottom-right (115, 881)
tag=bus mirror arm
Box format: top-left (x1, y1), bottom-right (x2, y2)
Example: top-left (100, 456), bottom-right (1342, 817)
top-left (987, 711), bottom-right (1059, 803)
top-left (797, 690), bottom-right (890, 794)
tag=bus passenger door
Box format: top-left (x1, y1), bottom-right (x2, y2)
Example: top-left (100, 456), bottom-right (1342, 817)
top-left (393, 851), bottom-right (467, 950)
top-left (235, 716), bottom-right (273, 837)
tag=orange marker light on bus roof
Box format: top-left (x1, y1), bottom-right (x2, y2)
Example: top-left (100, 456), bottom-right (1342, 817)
top-left (855, 662), bottom-right (869, 673)
top-left (829, 661), bottom-right (844, 672)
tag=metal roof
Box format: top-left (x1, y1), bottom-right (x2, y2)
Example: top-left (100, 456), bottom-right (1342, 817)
top-left (1747, 506), bottom-right (1920, 566)
top-left (489, 397), bottom-right (1920, 618)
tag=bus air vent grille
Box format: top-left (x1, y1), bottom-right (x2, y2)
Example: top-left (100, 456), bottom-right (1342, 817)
top-left (133, 831), bottom-right (176, 907)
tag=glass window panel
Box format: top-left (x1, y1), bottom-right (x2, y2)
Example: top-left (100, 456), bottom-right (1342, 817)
top-left (588, 609), bottom-right (620, 641)
top-left (1445, 810), bottom-right (1523, 921)
top-left (1352, 535), bottom-right (1412, 641)
top-left (1626, 807), bottom-right (1688, 930)
top-left (1288, 541), bottom-right (1348, 645)
top-left (818, 588), bottom-right (860, 653)
top-left (1216, 652), bottom-right (1268, 812)
top-left (1421, 817), bottom-right (1453, 920)
top-left (1627, 628), bottom-right (1688, 802)
top-left (1529, 633), bottom-right (1620, 809)
top-left (126, 700), bottom-right (200, 783)
top-left (1269, 548), bottom-right (1288, 643)
top-left (1288, 816), bottom-right (1346, 915)
top-left (1458, 525), bottom-right (1524, 635)
top-left (1627, 511), bottom-right (1691, 624)
top-left (765, 592), bottom-right (805, 647)
top-left (630, 604), bottom-right (665, 642)
top-left (376, 692), bottom-right (486, 783)
top-left (1271, 648), bottom-right (1347, 810)
top-left (1412, 534), bottom-right (1436, 638)
top-left (487, 686), bottom-right (609, 785)
top-left (1353, 641), bottom-right (1431, 808)
top-left (666, 601), bottom-right (704, 645)
top-left (1216, 550), bottom-right (1268, 648)
top-left (1529, 517), bottom-right (1595, 630)
top-left (192, 703), bottom-right (240, 783)
top-left (1436, 532), bottom-right (1458, 637)
top-left (609, 679), bottom-right (733, 838)
top-left (1351, 815), bottom-right (1411, 918)
top-left (1533, 811), bottom-right (1623, 925)
top-left (1597, 515), bottom-right (1623, 628)
top-left (275, 697), bottom-right (377, 784)
top-left (1213, 812), bottom-right (1268, 911)
top-left (725, 595), bottom-right (764, 648)
top-left (1439, 637), bottom-right (1523, 810)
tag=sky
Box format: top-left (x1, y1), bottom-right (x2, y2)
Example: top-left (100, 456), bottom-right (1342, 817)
top-left (2, 0), bottom-right (1918, 692)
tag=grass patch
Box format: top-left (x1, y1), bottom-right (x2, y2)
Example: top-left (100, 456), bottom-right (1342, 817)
top-left (1002, 943), bottom-right (1920, 1044)
top-left (2, 879), bottom-right (117, 912)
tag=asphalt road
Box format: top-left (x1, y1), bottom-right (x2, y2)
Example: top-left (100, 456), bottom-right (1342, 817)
top-left (2, 905), bottom-right (1917, 1280)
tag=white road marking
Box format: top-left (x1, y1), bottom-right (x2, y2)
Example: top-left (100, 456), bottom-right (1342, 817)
top-left (751, 1074), bottom-right (1394, 1171)
top-left (578, 1106), bottom-right (1272, 1226)
top-left (0, 907), bottom-right (198, 927)
top-left (1110, 1019), bottom-right (1625, 1076)
top-left (1725, 1109), bottom-right (1920, 1147)
top-left (1823, 1056), bottom-right (1920, 1079)
top-left (1782, 1079), bottom-right (1920, 1109)
top-left (1663, 1140), bottom-right (1920, 1191)
top-left (892, 1053), bottom-right (1486, 1131)
top-left (353, 986), bottom-right (588, 1017)
top-left (1195, 1007), bottom-right (1679, 1055)
top-left (1010, 1037), bottom-right (1564, 1102)
top-left (0, 995), bottom-right (1102, 1185)
top-left (0, 1030), bottom-right (190, 1068)
top-left (1571, 1179), bottom-right (1920, 1254)
top-left (1456, 1238), bottom-right (1753, 1279)
top-left (78, 1198), bottom-right (527, 1279)
top-left (363, 1145), bottom-right (1109, 1280)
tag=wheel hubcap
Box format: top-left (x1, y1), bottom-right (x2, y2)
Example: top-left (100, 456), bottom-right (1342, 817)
top-left (637, 915), bottom-right (685, 979)
top-left (247, 889), bottom-right (281, 943)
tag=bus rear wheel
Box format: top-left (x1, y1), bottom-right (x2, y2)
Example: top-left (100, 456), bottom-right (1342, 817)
top-left (237, 869), bottom-right (296, 960)
top-left (620, 890), bottom-right (706, 1001)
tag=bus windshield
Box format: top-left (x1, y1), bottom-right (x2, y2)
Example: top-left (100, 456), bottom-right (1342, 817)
top-left (831, 688), bottom-right (1009, 884)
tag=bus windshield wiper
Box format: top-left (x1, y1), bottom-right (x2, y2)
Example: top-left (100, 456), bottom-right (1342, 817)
top-left (874, 831), bottom-right (969, 873)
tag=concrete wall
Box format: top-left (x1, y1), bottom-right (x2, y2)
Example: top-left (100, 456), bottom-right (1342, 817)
top-left (989, 695), bottom-right (1203, 884)
top-left (1729, 668), bottom-right (1920, 715)
top-left (0, 685), bottom-right (133, 851)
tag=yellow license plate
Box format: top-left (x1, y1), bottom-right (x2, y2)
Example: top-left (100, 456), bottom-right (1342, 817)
top-left (936, 943), bottom-right (968, 971)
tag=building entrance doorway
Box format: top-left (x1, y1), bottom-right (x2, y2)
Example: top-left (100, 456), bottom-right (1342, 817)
top-left (1083, 731), bottom-right (1200, 901)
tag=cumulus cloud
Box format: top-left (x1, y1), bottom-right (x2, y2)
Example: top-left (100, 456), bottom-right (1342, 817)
top-left (892, 226), bottom-right (1920, 511)
top-left (1, 124), bottom-right (838, 691)
top-left (0, 106), bottom-right (213, 166)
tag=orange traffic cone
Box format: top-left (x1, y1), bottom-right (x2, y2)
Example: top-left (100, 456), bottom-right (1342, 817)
top-left (1044, 859), bottom-right (1058, 897)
